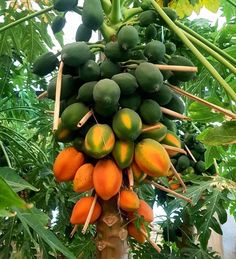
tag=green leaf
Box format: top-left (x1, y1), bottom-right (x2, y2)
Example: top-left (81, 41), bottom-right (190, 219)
top-left (204, 146), bottom-right (224, 168)
top-left (0, 176), bottom-right (28, 209)
top-left (188, 100), bottom-right (224, 123)
top-left (15, 208), bottom-right (76, 259)
top-left (197, 121), bottom-right (236, 146)
top-left (0, 167), bottom-right (38, 192)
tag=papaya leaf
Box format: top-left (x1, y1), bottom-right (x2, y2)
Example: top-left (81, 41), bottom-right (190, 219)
top-left (15, 208), bottom-right (76, 259)
top-left (0, 209), bottom-right (16, 217)
top-left (188, 99), bottom-right (224, 123)
top-left (204, 146), bottom-right (224, 168)
top-left (197, 121), bottom-right (236, 146)
top-left (0, 167), bottom-right (38, 192)
top-left (0, 177), bottom-right (28, 209)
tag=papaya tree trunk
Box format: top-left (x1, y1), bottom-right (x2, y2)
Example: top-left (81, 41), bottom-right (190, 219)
top-left (96, 196), bottom-right (129, 259)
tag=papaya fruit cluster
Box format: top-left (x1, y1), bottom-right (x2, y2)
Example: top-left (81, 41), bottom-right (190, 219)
top-left (33, 0), bottom-right (198, 245)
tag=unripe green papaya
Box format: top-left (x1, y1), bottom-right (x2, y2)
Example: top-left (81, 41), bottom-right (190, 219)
top-left (61, 102), bottom-right (89, 130)
top-left (47, 75), bottom-right (76, 100)
top-left (164, 94), bottom-right (185, 116)
top-left (82, 0), bottom-right (104, 30)
top-left (32, 52), bottom-right (59, 76)
top-left (117, 26), bottom-right (139, 50)
top-left (168, 55), bottom-right (196, 82)
top-left (77, 81), bottom-right (97, 104)
top-left (93, 79), bottom-right (120, 107)
top-left (111, 73), bottom-right (138, 95)
top-left (61, 42), bottom-right (91, 67)
top-left (144, 40), bottom-right (166, 63)
top-left (51, 16), bottom-right (66, 34)
top-left (53, 0), bottom-right (78, 11)
top-left (139, 99), bottom-right (162, 124)
top-left (165, 42), bottom-right (176, 55)
top-left (75, 24), bottom-right (92, 42)
top-left (135, 62), bottom-right (163, 92)
top-left (119, 93), bottom-right (142, 111)
top-left (79, 60), bottom-right (100, 81)
top-left (100, 59), bottom-right (121, 78)
top-left (139, 10), bottom-right (157, 27)
top-left (145, 24), bottom-right (157, 41)
top-left (104, 41), bottom-right (130, 62)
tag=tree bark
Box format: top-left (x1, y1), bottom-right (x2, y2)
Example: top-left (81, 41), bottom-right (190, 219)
top-left (96, 196), bottom-right (129, 259)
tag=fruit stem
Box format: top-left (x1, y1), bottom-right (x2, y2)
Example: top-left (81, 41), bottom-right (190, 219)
top-left (151, 0), bottom-right (236, 102)
top-left (82, 194), bottom-right (98, 234)
top-left (100, 22), bottom-right (117, 42)
top-left (37, 91), bottom-right (48, 99)
top-left (89, 44), bottom-right (105, 50)
top-left (162, 144), bottom-right (187, 155)
top-left (0, 6), bottom-right (53, 33)
top-left (77, 111), bottom-right (93, 128)
top-left (175, 20), bottom-right (236, 66)
top-left (184, 144), bottom-right (197, 163)
top-left (140, 228), bottom-right (161, 253)
top-left (53, 61), bottom-right (64, 131)
top-left (170, 163), bottom-right (187, 193)
top-left (110, 0), bottom-right (122, 24)
top-left (100, 0), bottom-right (112, 15)
top-left (167, 83), bottom-right (236, 119)
top-left (146, 180), bottom-right (192, 203)
top-left (73, 6), bottom-right (83, 15)
top-left (181, 29), bottom-right (236, 74)
top-left (122, 7), bottom-right (143, 21)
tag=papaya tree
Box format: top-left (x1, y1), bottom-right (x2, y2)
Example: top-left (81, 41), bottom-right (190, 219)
top-left (0, 0), bottom-right (236, 258)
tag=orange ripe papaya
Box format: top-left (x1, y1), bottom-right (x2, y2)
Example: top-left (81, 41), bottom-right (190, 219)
top-left (161, 130), bottom-right (181, 157)
top-left (131, 161), bottom-right (147, 183)
top-left (118, 189), bottom-right (140, 212)
top-left (70, 196), bottom-right (102, 225)
top-left (73, 163), bottom-right (94, 193)
top-left (127, 223), bottom-right (147, 243)
top-left (128, 199), bottom-right (154, 223)
top-left (135, 138), bottom-right (170, 177)
top-left (53, 146), bottom-right (85, 182)
top-left (93, 159), bottom-right (122, 200)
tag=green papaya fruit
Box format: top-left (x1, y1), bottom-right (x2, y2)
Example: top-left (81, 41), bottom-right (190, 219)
top-left (168, 55), bottom-right (196, 82)
top-left (119, 92), bottom-right (142, 111)
top-left (47, 74), bottom-right (76, 100)
top-left (139, 10), bottom-right (157, 27)
top-left (195, 161), bottom-right (205, 174)
top-left (145, 24), bottom-right (157, 41)
top-left (93, 79), bottom-right (120, 107)
top-left (165, 41), bottom-right (176, 55)
top-left (164, 93), bottom-right (185, 116)
top-left (139, 99), bottom-right (162, 124)
top-left (79, 60), bottom-right (100, 81)
top-left (53, 0), bottom-right (78, 11)
top-left (61, 42), bottom-right (91, 67)
top-left (111, 73), bottom-right (138, 95)
top-left (135, 62), bottom-right (163, 92)
top-left (177, 155), bottom-right (190, 170)
top-left (117, 25), bottom-right (139, 50)
top-left (144, 40), bottom-right (166, 63)
top-left (77, 81), bottom-right (97, 104)
top-left (161, 116), bottom-right (177, 133)
top-left (51, 16), bottom-right (66, 34)
top-left (94, 102), bottom-right (118, 118)
top-left (145, 84), bottom-right (173, 105)
top-left (82, 0), bottom-right (104, 30)
top-left (32, 52), bottom-right (59, 77)
top-left (61, 102), bottom-right (89, 130)
top-left (104, 41), bottom-right (130, 62)
top-left (129, 50), bottom-right (147, 60)
top-left (100, 59), bottom-right (121, 78)
top-left (75, 24), bottom-right (92, 42)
